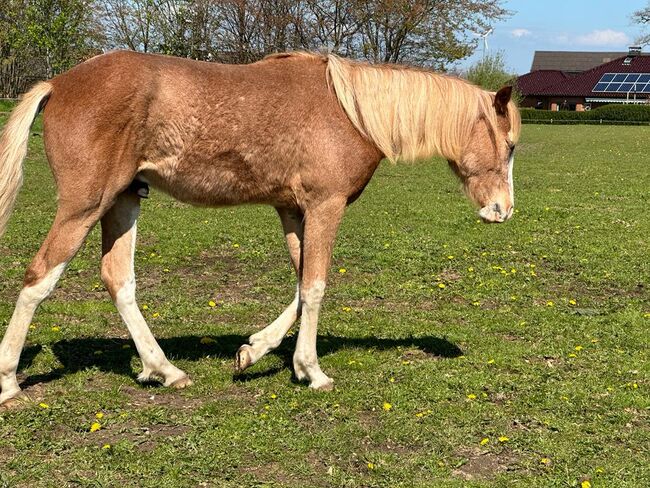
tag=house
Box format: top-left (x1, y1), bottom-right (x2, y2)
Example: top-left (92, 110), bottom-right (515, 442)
top-left (516, 47), bottom-right (650, 111)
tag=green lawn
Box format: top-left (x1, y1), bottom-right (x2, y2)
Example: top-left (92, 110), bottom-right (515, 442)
top-left (0, 117), bottom-right (648, 487)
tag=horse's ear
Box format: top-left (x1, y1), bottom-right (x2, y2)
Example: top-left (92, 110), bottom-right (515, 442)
top-left (494, 86), bottom-right (512, 115)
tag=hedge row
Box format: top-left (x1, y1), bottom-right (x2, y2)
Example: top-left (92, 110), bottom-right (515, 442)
top-left (520, 104), bottom-right (650, 123)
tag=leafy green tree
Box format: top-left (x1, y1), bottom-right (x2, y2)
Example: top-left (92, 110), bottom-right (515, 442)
top-left (18, 0), bottom-right (102, 77)
top-left (464, 50), bottom-right (519, 100)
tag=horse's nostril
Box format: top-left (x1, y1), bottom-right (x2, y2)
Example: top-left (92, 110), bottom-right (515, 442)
top-left (493, 202), bottom-right (502, 214)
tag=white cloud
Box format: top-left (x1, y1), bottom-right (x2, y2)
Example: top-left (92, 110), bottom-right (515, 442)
top-left (576, 29), bottom-right (630, 47)
top-left (511, 28), bottom-right (532, 38)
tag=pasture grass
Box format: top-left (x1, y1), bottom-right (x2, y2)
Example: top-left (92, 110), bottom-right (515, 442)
top-left (0, 118), bottom-right (648, 487)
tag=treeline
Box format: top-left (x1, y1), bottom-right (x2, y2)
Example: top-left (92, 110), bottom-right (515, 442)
top-left (0, 0), bottom-right (509, 97)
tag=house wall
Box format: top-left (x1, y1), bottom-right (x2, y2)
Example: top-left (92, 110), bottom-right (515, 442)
top-left (521, 96), bottom-right (587, 111)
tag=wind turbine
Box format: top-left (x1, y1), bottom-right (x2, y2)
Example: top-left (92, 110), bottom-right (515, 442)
top-left (472, 28), bottom-right (493, 58)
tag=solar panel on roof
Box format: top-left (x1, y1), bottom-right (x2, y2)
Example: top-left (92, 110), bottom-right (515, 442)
top-left (592, 73), bottom-right (650, 93)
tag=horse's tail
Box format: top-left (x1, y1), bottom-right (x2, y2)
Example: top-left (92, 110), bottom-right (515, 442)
top-left (0, 82), bottom-right (53, 239)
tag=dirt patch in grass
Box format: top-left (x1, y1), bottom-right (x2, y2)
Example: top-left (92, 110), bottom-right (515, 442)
top-left (453, 448), bottom-right (519, 481)
top-left (119, 385), bottom-right (205, 410)
top-left (89, 422), bottom-right (191, 452)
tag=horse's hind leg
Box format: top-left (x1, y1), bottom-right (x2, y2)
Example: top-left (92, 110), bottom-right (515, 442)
top-left (101, 191), bottom-right (191, 388)
top-left (0, 203), bottom-right (102, 406)
top-left (235, 208), bottom-right (303, 372)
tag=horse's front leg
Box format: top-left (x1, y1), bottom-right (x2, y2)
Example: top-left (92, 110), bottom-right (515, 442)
top-left (235, 208), bottom-right (303, 372)
top-left (293, 197), bottom-right (346, 391)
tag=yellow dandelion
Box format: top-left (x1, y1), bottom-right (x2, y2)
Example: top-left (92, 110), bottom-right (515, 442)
top-left (39, 402), bottom-right (49, 409)
top-left (232, 243), bottom-right (240, 248)
top-left (389, 377), bottom-right (395, 383)
top-left (472, 301), bottom-right (480, 306)
top-left (569, 299), bottom-right (577, 305)
top-left (581, 481), bottom-right (592, 488)
top-left (152, 312), bottom-right (160, 318)
top-left (480, 437), bottom-right (489, 446)
top-left (270, 393), bottom-right (277, 399)
top-left (487, 359), bottom-right (495, 364)
top-left (338, 268), bottom-right (346, 274)
top-left (51, 326), bottom-right (61, 332)
top-left (90, 422), bottom-right (102, 432)
top-left (574, 345), bottom-right (583, 351)
top-left (438, 283), bottom-right (446, 289)
top-left (540, 458), bottom-right (550, 465)
top-left (467, 394), bottom-right (477, 400)
top-left (595, 467), bottom-right (604, 473)
top-left (142, 304), bottom-right (149, 310)
top-left (367, 462), bottom-right (375, 470)
top-left (382, 402), bottom-right (392, 411)
top-left (568, 353), bottom-right (577, 358)
top-left (95, 412), bottom-right (104, 419)
top-left (102, 444), bottom-right (111, 450)
top-left (447, 255), bottom-right (454, 260)
top-left (546, 301), bottom-right (554, 307)
top-left (208, 300), bottom-right (216, 307)
top-left (498, 436), bottom-right (509, 443)
top-left (468, 267), bottom-right (474, 272)
top-left (342, 306), bottom-right (352, 312)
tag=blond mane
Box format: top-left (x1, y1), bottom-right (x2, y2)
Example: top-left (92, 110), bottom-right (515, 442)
top-left (326, 54), bottom-right (520, 163)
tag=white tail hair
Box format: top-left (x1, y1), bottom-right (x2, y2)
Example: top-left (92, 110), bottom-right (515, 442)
top-left (0, 82), bottom-right (53, 238)
top-left (326, 54), bottom-right (520, 163)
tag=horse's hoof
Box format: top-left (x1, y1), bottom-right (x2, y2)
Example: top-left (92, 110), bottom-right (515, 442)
top-left (169, 375), bottom-right (193, 389)
top-left (309, 377), bottom-right (334, 392)
top-left (0, 392), bottom-right (32, 411)
top-left (235, 345), bottom-right (253, 373)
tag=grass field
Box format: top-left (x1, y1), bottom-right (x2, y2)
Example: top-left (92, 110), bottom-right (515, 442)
top-left (0, 115), bottom-right (648, 487)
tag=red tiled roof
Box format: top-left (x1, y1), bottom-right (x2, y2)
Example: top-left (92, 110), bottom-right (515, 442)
top-left (516, 55), bottom-right (650, 98)
top-left (516, 70), bottom-right (568, 95)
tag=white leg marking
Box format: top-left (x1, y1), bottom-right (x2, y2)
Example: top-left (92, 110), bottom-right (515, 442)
top-left (0, 263), bottom-right (66, 404)
top-left (508, 150), bottom-right (515, 207)
top-left (112, 219), bottom-right (189, 387)
top-left (237, 287), bottom-right (301, 371)
top-left (293, 280), bottom-right (333, 390)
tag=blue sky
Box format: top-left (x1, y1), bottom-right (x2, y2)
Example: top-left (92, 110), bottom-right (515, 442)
top-left (458, 0), bottom-right (649, 74)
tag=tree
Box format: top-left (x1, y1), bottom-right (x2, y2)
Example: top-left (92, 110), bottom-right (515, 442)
top-left (101, 0), bottom-right (158, 52)
top-left (19, 0), bottom-right (102, 77)
top-left (465, 51), bottom-right (514, 90)
top-left (353, 0), bottom-right (510, 69)
top-left (632, 3), bottom-right (650, 46)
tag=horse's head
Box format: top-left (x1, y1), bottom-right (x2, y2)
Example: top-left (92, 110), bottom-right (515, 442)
top-left (449, 86), bottom-right (520, 223)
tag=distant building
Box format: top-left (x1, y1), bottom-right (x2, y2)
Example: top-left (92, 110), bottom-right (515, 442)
top-left (516, 47), bottom-right (650, 111)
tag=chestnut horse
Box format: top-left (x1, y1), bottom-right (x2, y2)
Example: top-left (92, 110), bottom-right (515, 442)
top-left (0, 51), bottom-right (520, 407)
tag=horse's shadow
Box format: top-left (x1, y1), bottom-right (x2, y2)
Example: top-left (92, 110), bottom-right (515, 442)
top-left (18, 333), bottom-right (462, 388)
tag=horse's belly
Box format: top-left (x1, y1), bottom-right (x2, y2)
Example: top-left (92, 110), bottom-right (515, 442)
top-left (137, 154), bottom-right (297, 208)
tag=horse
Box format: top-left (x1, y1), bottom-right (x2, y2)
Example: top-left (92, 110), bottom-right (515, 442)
top-left (0, 50), bottom-right (521, 407)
